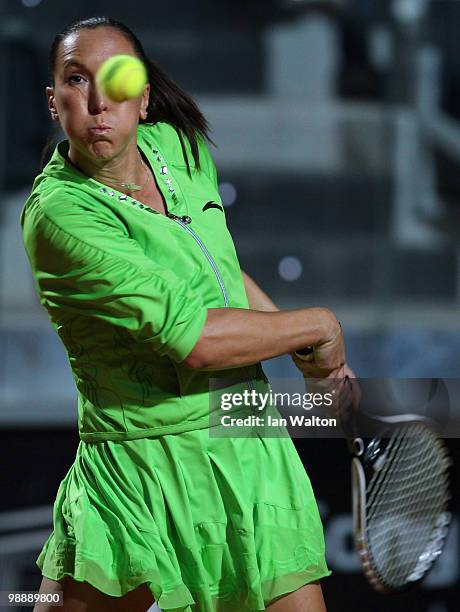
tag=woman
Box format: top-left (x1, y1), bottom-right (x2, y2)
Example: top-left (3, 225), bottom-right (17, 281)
top-left (21, 16), bottom-right (354, 612)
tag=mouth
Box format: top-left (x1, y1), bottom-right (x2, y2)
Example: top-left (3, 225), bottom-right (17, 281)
top-left (89, 125), bottom-right (112, 134)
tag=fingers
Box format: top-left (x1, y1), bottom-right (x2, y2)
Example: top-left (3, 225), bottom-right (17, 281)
top-left (343, 365), bottom-right (362, 411)
top-left (304, 365), bottom-right (345, 397)
top-left (290, 324), bottom-right (360, 424)
top-left (329, 372), bottom-right (362, 425)
top-left (290, 314), bottom-right (345, 373)
top-left (291, 352), bottom-right (333, 378)
top-left (333, 375), bottom-right (355, 423)
top-left (302, 366), bottom-right (361, 423)
top-left (310, 326), bottom-right (346, 371)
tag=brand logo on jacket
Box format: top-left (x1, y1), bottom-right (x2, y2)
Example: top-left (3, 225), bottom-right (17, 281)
top-left (202, 201), bottom-right (224, 213)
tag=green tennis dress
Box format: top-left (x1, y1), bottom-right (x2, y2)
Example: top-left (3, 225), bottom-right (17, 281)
top-left (20, 122), bottom-right (331, 610)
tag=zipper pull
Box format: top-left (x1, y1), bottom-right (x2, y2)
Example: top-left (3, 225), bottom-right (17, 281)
top-left (168, 213), bottom-right (192, 224)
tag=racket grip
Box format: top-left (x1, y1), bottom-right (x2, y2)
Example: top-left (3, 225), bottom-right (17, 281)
top-left (294, 346), bottom-right (314, 361)
top-left (295, 321), bottom-right (342, 362)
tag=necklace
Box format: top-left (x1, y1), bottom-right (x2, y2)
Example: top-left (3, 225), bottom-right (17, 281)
top-left (121, 154), bottom-right (151, 191)
top-left (104, 152), bottom-right (151, 192)
top-left (96, 145), bottom-right (180, 209)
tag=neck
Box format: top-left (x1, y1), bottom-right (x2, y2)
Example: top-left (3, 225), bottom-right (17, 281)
top-left (67, 140), bottom-right (147, 194)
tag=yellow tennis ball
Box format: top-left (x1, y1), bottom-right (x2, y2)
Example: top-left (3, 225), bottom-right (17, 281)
top-left (96, 54), bottom-right (148, 102)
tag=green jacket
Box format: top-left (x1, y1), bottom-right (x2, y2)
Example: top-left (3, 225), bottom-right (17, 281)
top-left (20, 122), bottom-right (268, 442)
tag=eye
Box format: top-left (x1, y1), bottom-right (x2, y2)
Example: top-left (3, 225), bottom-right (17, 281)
top-left (68, 74), bottom-right (85, 84)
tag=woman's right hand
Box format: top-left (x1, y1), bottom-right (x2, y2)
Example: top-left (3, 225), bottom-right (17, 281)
top-left (292, 313), bottom-right (345, 378)
top-left (313, 318), bottom-right (346, 371)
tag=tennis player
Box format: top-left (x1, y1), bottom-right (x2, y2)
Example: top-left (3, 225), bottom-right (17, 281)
top-left (21, 16), bottom-right (355, 612)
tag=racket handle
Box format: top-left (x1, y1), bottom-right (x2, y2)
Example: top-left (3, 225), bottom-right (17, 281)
top-left (294, 321), bottom-right (342, 362)
top-left (294, 346), bottom-right (314, 361)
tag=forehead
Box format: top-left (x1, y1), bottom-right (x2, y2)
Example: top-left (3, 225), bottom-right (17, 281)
top-left (57, 27), bottom-right (136, 71)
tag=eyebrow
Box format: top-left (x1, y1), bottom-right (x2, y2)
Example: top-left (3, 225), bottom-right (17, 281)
top-left (63, 60), bottom-right (87, 70)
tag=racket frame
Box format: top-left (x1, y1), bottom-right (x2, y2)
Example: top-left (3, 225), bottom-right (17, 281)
top-left (348, 413), bottom-right (452, 594)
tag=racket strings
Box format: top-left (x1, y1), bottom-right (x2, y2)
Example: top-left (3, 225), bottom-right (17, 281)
top-left (367, 433), bottom-right (438, 516)
top-left (366, 431), bottom-right (407, 511)
top-left (370, 457), bottom-right (448, 580)
top-left (364, 424), bottom-right (451, 589)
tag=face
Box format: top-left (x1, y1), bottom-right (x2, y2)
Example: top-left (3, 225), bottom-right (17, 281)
top-left (46, 27), bottom-right (150, 164)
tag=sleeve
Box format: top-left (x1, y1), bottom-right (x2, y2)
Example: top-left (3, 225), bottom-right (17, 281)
top-left (23, 196), bottom-right (208, 363)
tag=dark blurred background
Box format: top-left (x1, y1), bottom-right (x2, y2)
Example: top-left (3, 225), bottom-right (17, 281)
top-left (0, 1), bottom-right (459, 611)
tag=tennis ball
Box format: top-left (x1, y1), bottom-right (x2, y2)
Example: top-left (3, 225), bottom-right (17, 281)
top-left (96, 54), bottom-right (148, 102)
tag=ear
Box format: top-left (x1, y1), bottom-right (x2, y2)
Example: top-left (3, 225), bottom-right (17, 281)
top-left (46, 86), bottom-right (59, 121)
top-left (140, 83), bottom-right (150, 120)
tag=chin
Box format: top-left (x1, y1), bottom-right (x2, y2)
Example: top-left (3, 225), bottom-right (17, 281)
top-left (89, 141), bottom-right (117, 160)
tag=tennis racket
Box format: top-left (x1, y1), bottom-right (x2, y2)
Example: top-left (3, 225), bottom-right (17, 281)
top-left (294, 348), bottom-right (453, 593)
top-left (347, 404), bottom-right (453, 593)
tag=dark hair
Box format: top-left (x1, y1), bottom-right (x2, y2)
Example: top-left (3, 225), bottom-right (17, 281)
top-left (41, 16), bottom-right (214, 175)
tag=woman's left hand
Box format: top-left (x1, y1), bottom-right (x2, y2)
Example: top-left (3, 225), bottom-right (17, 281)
top-left (291, 353), bottom-right (361, 419)
top-left (336, 364), bottom-right (361, 421)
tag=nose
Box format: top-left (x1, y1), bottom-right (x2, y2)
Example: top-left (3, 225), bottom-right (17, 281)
top-left (88, 80), bottom-right (109, 115)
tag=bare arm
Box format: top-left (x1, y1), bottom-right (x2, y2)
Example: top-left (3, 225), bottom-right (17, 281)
top-left (183, 305), bottom-right (340, 370)
top-left (237, 274), bottom-right (360, 409)
top-left (183, 269), bottom-right (341, 371)
top-left (241, 269), bottom-right (279, 312)
top-left (241, 270), bottom-right (340, 374)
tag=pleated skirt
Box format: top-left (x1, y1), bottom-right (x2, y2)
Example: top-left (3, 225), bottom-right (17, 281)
top-left (36, 424), bottom-right (331, 611)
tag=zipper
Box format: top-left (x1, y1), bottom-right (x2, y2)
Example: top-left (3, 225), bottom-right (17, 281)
top-left (167, 213), bottom-right (257, 396)
top-left (168, 214), bottom-right (229, 306)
